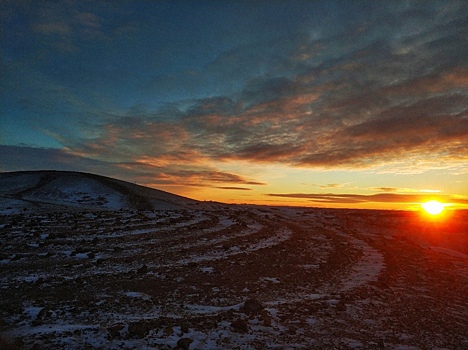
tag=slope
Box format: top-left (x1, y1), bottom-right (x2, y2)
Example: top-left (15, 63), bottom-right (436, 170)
top-left (0, 170), bottom-right (201, 213)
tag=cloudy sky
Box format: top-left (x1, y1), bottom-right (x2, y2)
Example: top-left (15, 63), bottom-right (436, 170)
top-left (1, 0), bottom-right (468, 209)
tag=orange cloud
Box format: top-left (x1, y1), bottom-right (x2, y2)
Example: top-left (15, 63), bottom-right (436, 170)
top-left (267, 192), bottom-right (468, 206)
top-left (385, 67), bottom-right (468, 96)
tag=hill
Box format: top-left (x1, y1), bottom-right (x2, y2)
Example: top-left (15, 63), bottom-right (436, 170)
top-left (0, 170), bottom-right (203, 213)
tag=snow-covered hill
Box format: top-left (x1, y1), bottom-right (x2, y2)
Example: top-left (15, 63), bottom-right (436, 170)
top-left (0, 171), bottom-right (202, 213)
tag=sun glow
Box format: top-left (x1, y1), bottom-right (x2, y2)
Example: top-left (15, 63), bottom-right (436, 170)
top-left (421, 200), bottom-right (445, 215)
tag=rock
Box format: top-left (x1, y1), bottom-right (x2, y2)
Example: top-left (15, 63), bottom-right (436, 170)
top-left (31, 319), bottom-right (43, 327)
top-left (180, 322), bottom-right (190, 333)
top-left (287, 326), bottom-right (297, 335)
top-left (107, 323), bottom-right (125, 340)
top-left (164, 326), bottom-right (174, 336)
top-left (71, 246), bottom-right (88, 256)
top-left (259, 310), bottom-right (272, 326)
top-left (137, 264), bottom-right (148, 274)
top-left (127, 320), bottom-right (150, 338)
top-left (36, 307), bottom-right (51, 320)
top-left (243, 299), bottom-right (264, 314)
top-left (175, 337), bottom-right (193, 350)
top-left (336, 300), bottom-right (346, 312)
top-left (231, 318), bottom-right (248, 333)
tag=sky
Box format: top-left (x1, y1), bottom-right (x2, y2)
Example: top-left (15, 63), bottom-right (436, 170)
top-left (1, 0), bottom-right (468, 210)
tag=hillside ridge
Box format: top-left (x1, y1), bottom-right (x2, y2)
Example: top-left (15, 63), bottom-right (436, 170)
top-left (0, 170), bottom-right (202, 212)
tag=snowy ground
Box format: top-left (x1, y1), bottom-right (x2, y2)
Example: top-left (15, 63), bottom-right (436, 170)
top-left (1, 206), bottom-right (467, 349)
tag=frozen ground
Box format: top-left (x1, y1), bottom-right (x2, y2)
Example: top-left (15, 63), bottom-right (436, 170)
top-left (1, 205), bottom-right (467, 349)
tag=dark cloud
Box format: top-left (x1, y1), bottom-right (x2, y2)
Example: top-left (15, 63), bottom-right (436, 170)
top-left (0, 145), bottom-right (116, 175)
top-left (0, 146), bottom-right (265, 189)
top-left (154, 170), bottom-right (266, 187)
top-left (374, 187), bottom-right (399, 193)
top-left (215, 187), bottom-right (252, 191)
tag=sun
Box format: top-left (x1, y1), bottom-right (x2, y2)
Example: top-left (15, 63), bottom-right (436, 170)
top-left (421, 200), bottom-right (445, 215)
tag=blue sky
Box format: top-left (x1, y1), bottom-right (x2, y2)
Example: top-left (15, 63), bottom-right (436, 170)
top-left (1, 0), bottom-right (468, 208)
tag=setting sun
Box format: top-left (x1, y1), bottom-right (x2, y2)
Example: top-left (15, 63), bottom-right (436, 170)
top-left (421, 200), bottom-right (445, 215)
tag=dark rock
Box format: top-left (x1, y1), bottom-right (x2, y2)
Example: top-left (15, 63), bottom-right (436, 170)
top-left (127, 320), bottom-right (150, 338)
top-left (259, 310), bottom-right (272, 326)
top-left (36, 307), bottom-right (51, 320)
top-left (243, 299), bottom-right (264, 314)
top-left (180, 322), bottom-right (190, 333)
top-left (137, 264), bottom-right (148, 274)
top-left (175, 337), bottom-right (193, 350)
top-left (107, 323), bottom-right (125, 340)
top-left (164, 326), bottom-right (174, 336)
top-left (231, 318), bottom-right (248, 333)
top-left (31, 319), bottom-right (43, 327)
top-left (71, 247), bottom-right (87, 256)
top-left (336, 300), bottom-right (346, 312)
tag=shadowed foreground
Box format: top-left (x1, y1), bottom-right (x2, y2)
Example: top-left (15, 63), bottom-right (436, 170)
top-left (1, 205), bottom-right (467, 349)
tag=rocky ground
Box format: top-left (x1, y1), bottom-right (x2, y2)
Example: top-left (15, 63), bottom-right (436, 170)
top-left (1, 206), bottom-right (467, 349)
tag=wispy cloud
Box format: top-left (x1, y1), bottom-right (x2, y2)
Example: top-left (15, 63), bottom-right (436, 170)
top-left (0, 145), bottom-right (266, 190)
top-left (372, 187), bottom-right (399, 193)
top-left (267, 192), bottom-right (468, 206)
top-left (148, 169), bottom-right (266, 187)
top-left (319, 184), bottom-right (342, 189)
top-left (215, 187), bottom-right (253, 191)
top-left (371, 187), bottom-right (442, 194)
